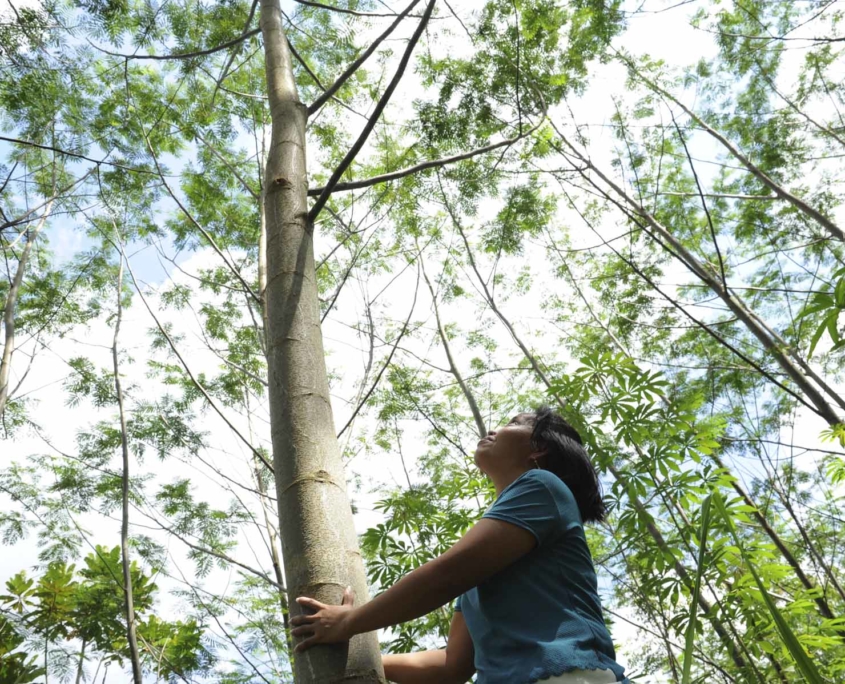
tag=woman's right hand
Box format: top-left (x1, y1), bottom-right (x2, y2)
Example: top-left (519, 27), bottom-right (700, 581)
top-left (290, 587), bottom-right (357, 652)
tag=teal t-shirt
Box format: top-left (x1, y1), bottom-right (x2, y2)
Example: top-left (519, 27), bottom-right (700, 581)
top-left (455, 470), bottom-right (627, 684)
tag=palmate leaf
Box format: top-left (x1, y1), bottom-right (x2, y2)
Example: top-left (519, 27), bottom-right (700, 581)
top-left (713, 493), bottom-right (827, 684)
top-left (681, 493), bottom-right (711, 684)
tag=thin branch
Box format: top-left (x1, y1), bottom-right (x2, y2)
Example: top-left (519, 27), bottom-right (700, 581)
top-left (195, 131), bottom-right (260, 200)
top-left (89, 27), bottom-right (260, 61)
top-left (548, 122), bottom-right (843, 424)
top-left (122, 255), bottom-right (275, 473)
top-left (439, 174), bottom-right (556, 392)
top-left (306, 0), bottom-right (423, 116)
top-left (211, 0), bottom-right (260, 104)
top-left (171, 559), bottom-right (275, 684)
top-left (418, 243), bottom-right (487, 438)
top-left (657, 191), bottom-right (775, 200)
top-left (111, 243), bottom-right (144, 684)
top-left (0, 202), bottom-right (53, 418)
top-left (0, 167), bottom-right (95, 234)
top-left (141, 505), bottom-right (286, 592)
top-left (619, 52), bottom-right (845, 242)
top-left (308, 0), bottom-right (435, 221)
top-left (293, 0), bottom-right (421, 17)
top-left (138, 125), bottom-right (260, 303)
top-left (0, 136), bottom-right (163, 177)
top-left (671, 112), bottom-right (727, 288)
top-left (336, 265), bottom-right (420, 438)
top-left (307, 115), bottom-right (544, 197)
top-left (754, 59), bottom-right (845, 148)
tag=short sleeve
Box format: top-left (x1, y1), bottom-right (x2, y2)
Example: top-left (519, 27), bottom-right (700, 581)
top-left (482, 471), bottom-right (563, 545)
top-left (454, 595), bottom-right (462, 612)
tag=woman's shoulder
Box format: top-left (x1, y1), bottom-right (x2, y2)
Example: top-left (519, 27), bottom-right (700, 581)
top-left (501, 470), bottom-right (578, 513)
top-left (522, 468), bottom-right (575, 499)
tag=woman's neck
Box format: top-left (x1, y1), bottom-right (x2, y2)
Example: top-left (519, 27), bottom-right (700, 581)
top-left (491, 466), bottom-right (532, 497)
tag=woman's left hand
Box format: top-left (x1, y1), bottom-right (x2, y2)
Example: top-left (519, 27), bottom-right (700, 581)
top-left (290, 587), bottom-right (356, 652)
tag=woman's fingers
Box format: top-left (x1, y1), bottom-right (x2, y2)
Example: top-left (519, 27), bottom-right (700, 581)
top-left (294, 635), bottom-right (317, 653)
top-left (290, 612), bottom-right (319, 627)
top-left (290, 624), bottom-right (315, 637)
top-left (296, 596), bottom-right (326, 612)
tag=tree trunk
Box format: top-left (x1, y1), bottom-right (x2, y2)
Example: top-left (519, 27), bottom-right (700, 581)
top-left (260, 0), bottom-right (384, 681)
top-left (0, 205), bottom-right (52, 419)
top-left (75, 639), bottom-right (87, 684)
top-left (112, 254), bottom-right (144, 684)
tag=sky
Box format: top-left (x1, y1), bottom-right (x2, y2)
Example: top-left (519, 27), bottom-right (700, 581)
top-left (2, 0), bottom-right (843, 681)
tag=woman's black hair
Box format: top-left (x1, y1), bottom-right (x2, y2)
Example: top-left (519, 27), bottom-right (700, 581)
top-left (529, 405), bottom-right (606, 523)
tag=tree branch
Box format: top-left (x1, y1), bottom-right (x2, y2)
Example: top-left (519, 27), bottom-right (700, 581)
top-left (336, 265), bottom-right (420, 438)
top-left (418, 243), bottom-right (487, 438)
top-left (0, 203), bottom-right (53, 419)
top-left (138, 126), bottom-right (260, 304)
top-left (308, 0), bottom-right (435, 221)
top-left (293, 0), bottom-right (423, 17)
top-left (548, 128), bottom-right (839, 422)
top-left (111, 242), bottom-right (144, 684)
top-left (121, 255), bottom-right (275, 474)
top-left (89, 28), bottom-right (260, 61)
top-left (307, 116), bottom-right (544, 197)
top-left (618, 52), bottom-right (845, 242)
top-left (306, 0), bottom-right (423, 116)
top-left (0, 136), bottom-right (161, 176)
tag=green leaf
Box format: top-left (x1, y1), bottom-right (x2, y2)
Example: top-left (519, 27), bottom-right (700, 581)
top-left (713, 493), bottom-right (828, 684)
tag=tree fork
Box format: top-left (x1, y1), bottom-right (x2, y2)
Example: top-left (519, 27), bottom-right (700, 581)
top-left (260, 0), bottom-right (385, 681)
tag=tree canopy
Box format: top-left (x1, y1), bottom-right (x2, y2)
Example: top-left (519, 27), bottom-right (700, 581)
top-left (1, 0), bottom-right (844, 681)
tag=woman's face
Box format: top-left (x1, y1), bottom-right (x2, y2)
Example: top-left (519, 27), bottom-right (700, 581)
top-left (474, 413), bottom-right (538, 476)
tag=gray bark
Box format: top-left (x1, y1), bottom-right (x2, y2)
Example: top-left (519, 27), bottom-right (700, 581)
top-left (260, 0), bottom-right (384, 681)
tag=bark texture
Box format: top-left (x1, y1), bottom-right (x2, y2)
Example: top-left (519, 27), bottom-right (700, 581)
top-left (260, 0), bottom-right (385, 681)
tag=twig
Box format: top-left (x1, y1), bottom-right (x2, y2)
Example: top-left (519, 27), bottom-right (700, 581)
top-left (337, 265), bottom-right (420, 438)
top-left (121, 255), bottom-right (275, 473)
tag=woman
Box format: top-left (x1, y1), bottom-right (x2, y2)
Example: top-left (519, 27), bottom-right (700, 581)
top-left (291, 406), bottom-right (629, 684)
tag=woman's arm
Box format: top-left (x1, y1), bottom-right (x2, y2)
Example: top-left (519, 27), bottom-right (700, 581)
top-left (290, 517), bottom-right (535, 650)
top-left (382, 611), bottom-right (475, 684)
